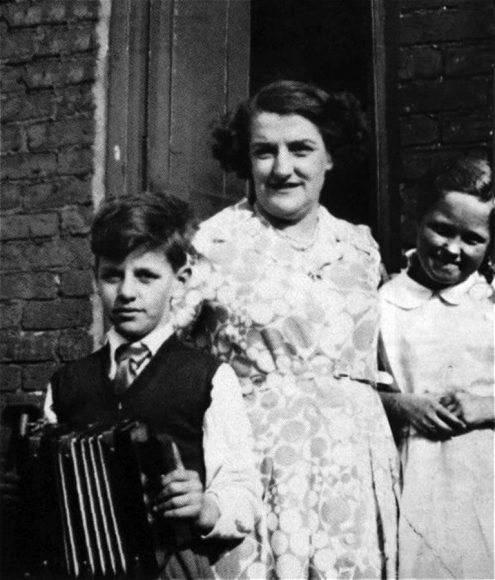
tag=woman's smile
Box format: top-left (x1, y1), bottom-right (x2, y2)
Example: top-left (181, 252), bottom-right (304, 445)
top-left (249, 112), bottom-right (332, 224)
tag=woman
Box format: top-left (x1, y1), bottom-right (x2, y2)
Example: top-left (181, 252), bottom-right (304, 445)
top-left (185, 81), bottom-right (399, 578)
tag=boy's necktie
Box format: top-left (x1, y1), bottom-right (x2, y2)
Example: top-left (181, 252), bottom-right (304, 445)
top-left (114, 343), bottom-right (151, 395)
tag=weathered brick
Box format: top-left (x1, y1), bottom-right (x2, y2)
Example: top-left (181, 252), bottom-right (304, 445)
top-left (24, 57), bottom-right (96, 89)
top-left (0, 214), bottom-right (29, 239)
top-left (0, 302), bottom-right (22, 329)
top-left (22, 362), bottom-right (56, 392)
top-left (0, 27), bottom-right (35, 62)
top-left (1, 238), bottom-right (93, 271)
top-left (60, 269), bottom-right (94, 297)
top-left (23, 298), bottom-right (92, 330)
top-left (401, 0), bottom-right (489, 9)
top-left (400, 115), bottom-right (439, 146)
top-left (399, 47), bottom-right (442, 81)
top-left (0, 365), bottom-right (22, 392)
top-left (0, 91), bottom-right (53, 123)
top-left (399, 78), bottom-right (489, 113)
top-left (54, 84), bottom-right (95, 118)
top-left (0, 331), bottom-right (57, 362)
top-left (0, 213), bottom-right (59, 240)
top-left (34, 25), bottom-right (96, 57)
top-left (23, 178), bottom-right (92, 210)
top-left (1, 1), bottom-right (99, 28)
top-left (0, 183), bottom-right (22, 211)
top-left (59, 328), bottom-right (93, 360)
top-left (0, 125), bottom-right (23, 153)
top-left (401, 147), bottom-right (487, 180)
top-left (400, 8), bottom-right (495, 44)
top-left (0, 272), bottom-right (58, 300)
top-left (442, 113), bottom-right (492, 144)
top-left (445, 45), bottom-right (495, 77)
top-left (0, 64), bottom-right (25, 92)
top-left (1, 152), bottom-right (58, 180)
top-left (26, 119), bottom-right (94, 151)
top-left (57, 148), bottom-right (94, 175)
top-left (60, 206), bottom-right (92, 235)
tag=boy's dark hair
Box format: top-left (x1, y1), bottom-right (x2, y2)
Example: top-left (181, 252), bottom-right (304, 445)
top-left (91, 192), bottom-right (196, 272)
top-left (413, 156), bottom-right (493, 219)
top-left (212, 79), bottom-right (368, 181)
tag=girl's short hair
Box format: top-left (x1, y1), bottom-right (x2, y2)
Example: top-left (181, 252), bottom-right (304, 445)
top-left (212, 80), bottom-right (368, 179)
top-left (91, 192), bottom-right (196, 272)
top-left (414, 156), bottom-right (493, 219)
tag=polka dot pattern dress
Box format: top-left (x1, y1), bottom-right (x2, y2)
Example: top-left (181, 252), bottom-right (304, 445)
top-left (190, 200), bottom-right (399, 579)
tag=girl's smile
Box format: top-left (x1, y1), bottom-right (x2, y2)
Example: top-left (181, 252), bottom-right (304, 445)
top-left (411, 190), bottom-right (492, 289)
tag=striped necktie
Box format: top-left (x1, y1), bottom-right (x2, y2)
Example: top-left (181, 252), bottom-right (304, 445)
top-left (113, 343), bottom-right (150, 395)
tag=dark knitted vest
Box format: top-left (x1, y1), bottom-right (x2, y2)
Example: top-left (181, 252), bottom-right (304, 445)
top-left (51, 334), bottom-right (220, 484)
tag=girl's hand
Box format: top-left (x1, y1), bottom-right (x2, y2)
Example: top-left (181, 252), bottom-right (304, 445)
top-left (398, 393), bottom-right (466, 438)
top-left (448, 391), bottom-right (495, 427)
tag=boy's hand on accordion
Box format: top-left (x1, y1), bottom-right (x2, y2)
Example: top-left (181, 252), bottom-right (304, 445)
top-left (152, 469), bottom-right (220, 534)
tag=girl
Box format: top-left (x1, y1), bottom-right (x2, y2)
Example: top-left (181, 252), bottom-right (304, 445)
top-left (379, 156), bottom-right (494, 579)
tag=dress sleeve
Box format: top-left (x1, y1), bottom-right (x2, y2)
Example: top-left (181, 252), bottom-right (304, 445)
top-left (201, 363), bottom-right (263, 540)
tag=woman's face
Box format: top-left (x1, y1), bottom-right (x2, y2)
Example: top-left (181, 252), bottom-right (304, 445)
top-left (414, 191), bottom-right (491, 288)
top-left (249, 112), bottom-right (332, 223)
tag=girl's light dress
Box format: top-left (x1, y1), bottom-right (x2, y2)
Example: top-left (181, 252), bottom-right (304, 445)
top-left (188, 199), bottom-right (399, 579)
top-left (380, 270), bottom-right (494, 579)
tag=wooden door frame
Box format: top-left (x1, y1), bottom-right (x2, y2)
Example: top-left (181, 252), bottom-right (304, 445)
top-left (369, 0), bottom-right (401, 272)
top-left (105, 0), bottom-right (401, 270)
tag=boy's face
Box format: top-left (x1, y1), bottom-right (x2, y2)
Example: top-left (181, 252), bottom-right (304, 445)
top-left (97, 248), bottom-right (182, 341)
top-left (416, 191), bottom-right (491, 288)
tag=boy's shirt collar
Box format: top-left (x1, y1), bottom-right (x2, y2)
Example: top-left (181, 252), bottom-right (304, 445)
top-left (106, 323), bottom-right (175, 379)
top-left (381, 270), bottom-right (487, 310)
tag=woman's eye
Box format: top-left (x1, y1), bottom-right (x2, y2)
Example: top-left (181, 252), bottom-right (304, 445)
top-left (291, 146), bottom-right (312, 156)
top-left (251, 148), bottom-right (273, 159)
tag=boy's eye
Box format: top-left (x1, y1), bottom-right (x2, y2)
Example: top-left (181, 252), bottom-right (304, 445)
top-left (136, 270), bottom-right (159, 282)
top-left (99, 269), bottom-right (122, 283)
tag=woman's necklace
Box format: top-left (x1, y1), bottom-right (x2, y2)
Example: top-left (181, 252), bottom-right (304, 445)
top-left (253, 203), bottom-right (320, 251)
top-left (275, 217), bottom-right (320, 252)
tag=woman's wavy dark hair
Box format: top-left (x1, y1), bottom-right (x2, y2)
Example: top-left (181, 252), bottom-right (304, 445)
top-left (212, 80), bottom-right (368, 180)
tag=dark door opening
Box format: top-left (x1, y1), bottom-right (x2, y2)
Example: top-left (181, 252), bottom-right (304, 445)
top-left (251, 0), bottom-right (373, 225)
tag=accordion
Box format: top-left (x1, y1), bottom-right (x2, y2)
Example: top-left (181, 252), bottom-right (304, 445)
top-left (11, 419), bottom-right (189, 578)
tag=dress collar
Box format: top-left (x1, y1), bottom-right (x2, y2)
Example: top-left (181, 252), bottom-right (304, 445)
top-left (380, 270), bottom-right (486, 309)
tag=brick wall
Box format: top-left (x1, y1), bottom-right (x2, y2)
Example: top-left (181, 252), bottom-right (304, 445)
top-left (397, 0), bottom-right (494, 244)
top-left (0, 0), bottom-right (101, 414)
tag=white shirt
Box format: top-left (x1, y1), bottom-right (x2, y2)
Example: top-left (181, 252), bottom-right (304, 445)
top-left (44, 324), bottom-right (262, 540)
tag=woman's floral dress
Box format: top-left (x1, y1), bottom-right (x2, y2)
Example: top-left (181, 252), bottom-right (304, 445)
top-left (182, 200), bottom-right (399, 579)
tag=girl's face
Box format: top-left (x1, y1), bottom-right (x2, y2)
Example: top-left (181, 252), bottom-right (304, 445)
top-left (414, 191), bottom-right (491, 288)
top-left (249, 112), bottom-right (332, 223)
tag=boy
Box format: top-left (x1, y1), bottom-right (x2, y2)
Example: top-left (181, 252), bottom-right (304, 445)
top-left (13, 193), bottom-right (262, 577)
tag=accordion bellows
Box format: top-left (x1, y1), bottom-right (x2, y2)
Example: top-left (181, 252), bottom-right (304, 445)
top-left (18, 420), bottom-right (183, 578)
